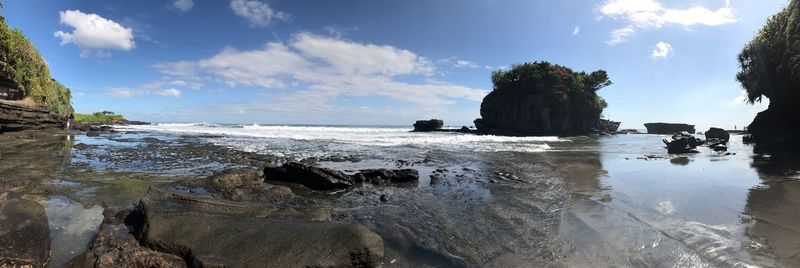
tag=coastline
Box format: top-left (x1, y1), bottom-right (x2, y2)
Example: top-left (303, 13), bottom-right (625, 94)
top-left (0, 125), bottom-right (797, 267)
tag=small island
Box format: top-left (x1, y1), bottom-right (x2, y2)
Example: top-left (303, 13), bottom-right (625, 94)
top-left (473, 61), bottom-right (612, 136)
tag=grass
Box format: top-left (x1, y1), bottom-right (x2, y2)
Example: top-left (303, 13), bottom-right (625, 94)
top-left (74, 112), bottom-right (126, 125)
top-left (0, 15), bottom-right (73, 117)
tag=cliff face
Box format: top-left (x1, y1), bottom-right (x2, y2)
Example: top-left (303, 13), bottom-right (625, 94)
top-left (0, 15), bottom-right (72, 133)
top-left (0, 100), bottom-right (67, 133)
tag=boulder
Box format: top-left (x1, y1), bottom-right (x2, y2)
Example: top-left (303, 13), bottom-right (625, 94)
top-left (137, 195), bottom-right (384, 267)
top-left (413, 119), bottom-right (444, 132)
top-left (352, 169), bottom-right (420, 184)
top-left (0, 199), bottom-right (51, 268)
top-left (204, 169), bottom-right (295, 201)
top-left (663, 132), bottom-right (702, 154)
top-left (645, 123), bottom-right (696, 135)
top-left (65, 223), bottom-right (186, 268)
top-left (263, 162), bottom-right (353, 190)
top-left (705, 127), bottom-right (730, 143)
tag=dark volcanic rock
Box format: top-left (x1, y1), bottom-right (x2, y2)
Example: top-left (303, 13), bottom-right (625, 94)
top-left (0, 199), bottom-right (51, 268)
top-left (746, 108), bottom-right (800, 156)
top-left (204, 169), bottom-right (295, 201)
top-left (413, 119), bottom-right (444, 132)
top-left (663, 132), bottom-right (702, 154)
top-left (263, 162), bottom-right (354, 190)
top-left (137, 194), bottom-right (383, 267)
top-left (0, 100), bottom-right (67, 133)
top-left (473, 62), bottom-right (611, 136)
top-left (65, 223), bottom-right (186, 268)
top-left (645, 123), bottom-right (696, 135)
top-left (352, 168), bottom-right (420, 184)
top-left (705, 127), bottom-right (730, 143)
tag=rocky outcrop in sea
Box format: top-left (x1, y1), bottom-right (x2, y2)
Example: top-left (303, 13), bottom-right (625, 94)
top-left (644, 123), bottom-right (695, 135)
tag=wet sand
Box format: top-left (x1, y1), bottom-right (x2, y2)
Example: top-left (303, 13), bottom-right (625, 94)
top-left (0, 130), bottom-right (798, 267)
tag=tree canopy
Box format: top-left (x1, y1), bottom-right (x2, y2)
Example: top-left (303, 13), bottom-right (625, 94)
top-left (736, 0), bottom-right (800, 107)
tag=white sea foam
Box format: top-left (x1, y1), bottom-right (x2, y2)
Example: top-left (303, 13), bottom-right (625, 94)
top-left (116, 123), bottom-right (567, 154)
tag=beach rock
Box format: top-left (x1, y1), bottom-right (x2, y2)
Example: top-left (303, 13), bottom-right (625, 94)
top-left (352, 168), bottom-right (420, 184)
top-left (137, 195), bottom-right (383, 267)
top-left (0, 99), bottom-right (68, 133)
top-left (205, 169), bottom-right (295, 201)
top-left (64, 223), bottom-right (186, 268)
top-left (663, 132), bottom-right (702, 154)
top-left (645, 123), bottom-right (696, 135)
top-left (0, 199), bottom-right (51, 268)
top-left (705, 127), bottom-right (730, 143)
top-left (413, 119), bottom-right (444, 132)
top-left (263, 162), bottom-right (353, 190)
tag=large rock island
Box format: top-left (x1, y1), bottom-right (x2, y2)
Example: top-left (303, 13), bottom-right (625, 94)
top-left (474, 61), bottom-right (612, 136)
top-left (644, 123), bottom-right (695, 135)
top-left (736, 0), bottom-right (800, 156)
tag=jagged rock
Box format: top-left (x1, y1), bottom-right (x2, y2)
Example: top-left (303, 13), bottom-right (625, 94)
top-left (663, 132), bottom-right (702, 154)
top-left (263, 162), bottom-right (353, 191)
top-left (0, 100), bottom-right (67, 133)
top-left (351, 169), bottom-right (420, 184)
top-left (645, 123), bottom-right (696, 135)
top-left (64, 222), bottom-right (186, 268)
top-left (413, 119), bottom-right (444, 132)
top-left (137, 194), bottom-right (383, 267)
top-left (0, 199), bottom-right (51, 268)
top-left (705, 127), bottom-right (730, 143)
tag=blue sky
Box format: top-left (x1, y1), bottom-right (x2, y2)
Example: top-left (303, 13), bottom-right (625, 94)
top-left (2, 0), bottom-right (786, 129)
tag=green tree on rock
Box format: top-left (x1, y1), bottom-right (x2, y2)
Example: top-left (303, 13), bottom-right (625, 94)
top-left (475, 61), bottom-right (612, 136)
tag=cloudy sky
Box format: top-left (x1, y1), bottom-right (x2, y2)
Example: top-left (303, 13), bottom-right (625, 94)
top-left (3, 0), bottom-right (786, 129)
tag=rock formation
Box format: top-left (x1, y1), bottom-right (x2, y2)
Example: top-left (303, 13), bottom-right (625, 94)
top-left (736, 0), bottom-right (800, 156)
top-left (413, 119), bottom-right (444, 131)
top-left (705, 127), bottom-right (730, 143)
top-left (474, 61), bottom-right (611, 136)
top-left (263, 162), bottom-right (354, 190)
top-left (0, 199), bottom-right (51, 268)
top-left (644, 123), bottom-right (695, 135)
top-left (0, 99), bottom-right (68, 133)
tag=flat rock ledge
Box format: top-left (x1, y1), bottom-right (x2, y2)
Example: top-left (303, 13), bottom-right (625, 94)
top-left (0, 199), bottom-right (51, 268)
top-left (136, 192), bottom-right (384, 267)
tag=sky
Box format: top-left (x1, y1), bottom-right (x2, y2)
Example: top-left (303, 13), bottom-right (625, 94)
top-left (1, 0), bottom-right (787, 129)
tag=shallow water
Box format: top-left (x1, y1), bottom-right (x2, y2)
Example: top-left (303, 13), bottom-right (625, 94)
top-left (1, 125), bottom-right (798, 267)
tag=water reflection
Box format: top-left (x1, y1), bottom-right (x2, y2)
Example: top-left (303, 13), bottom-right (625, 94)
top-left (554, 134), bottom-right (775, 267)
top-left (745, 157), bottom-right (800, 267)
top-left (0, 133), bottom-right (73, 191)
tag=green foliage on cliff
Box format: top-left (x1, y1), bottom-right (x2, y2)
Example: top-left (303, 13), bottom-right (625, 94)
top-left (74, 111), bottom-right (126, 125)
top-left (484, 61), bottom-right (611, 134)
top-left (0, 15), bottom-right (73, 117)
top-left (736, 0), bottom-right (800, 106)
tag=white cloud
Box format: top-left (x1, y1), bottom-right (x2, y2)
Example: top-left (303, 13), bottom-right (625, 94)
top-left (106, 80), bottom-right (183, 98)
top-left (54, 10), bottom-right (135, 57)
top-left (598, 0), bottom-right (737, 44)
top-left (437, 57), bottom-right (479, 69)
top-left (157, 33), bottom-right (486, 109)
top-left (230, 0), bottom-right (289, 27)
top-left (728, 90), bottom-right (749, 105)
top-left (173, 0), bottom-right (194, 12)
top-left (607, 26), bottom-right (635, 45)
top-left (650, 41), bottom-right (673, 58)
top-left (156, 88), bottom-right (182, 97)
top-left (573, 26), bottom-right (581, 35)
